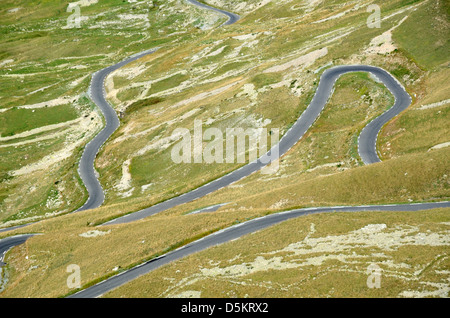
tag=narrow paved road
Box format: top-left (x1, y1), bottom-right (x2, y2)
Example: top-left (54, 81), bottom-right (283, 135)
top-left (0, 234), bottom-right (35, 267)
top-left (76, 0), bottom-right (239, 213)
top-left (186, 0), bottom-right (240, 25)
top-left (76, 49), bottom-right (159, 212)
top-left (0, 1), bottom-right (447, 299)
top-left (69, 200), bottom-right (450, 298)
top-left (103, 65), bottom-right (413, 226)
top-left (0, 0), bottom-right (242, 270)
top-left (0, 224), bottom-right (30, 234)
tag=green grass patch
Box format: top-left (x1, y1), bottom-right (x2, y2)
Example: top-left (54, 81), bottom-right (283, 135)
top-left (0, 104), bottom-right (78, 137)
top-left (123, 97), bottom-right (164, 118)
top-left (393, 0), bottom-right (449, 70)
top-left (250, 72), bottom-right (282, 90)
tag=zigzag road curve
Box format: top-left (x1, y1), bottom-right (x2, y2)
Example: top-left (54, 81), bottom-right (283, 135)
top-left (0, 0), bottom-right (448, 299)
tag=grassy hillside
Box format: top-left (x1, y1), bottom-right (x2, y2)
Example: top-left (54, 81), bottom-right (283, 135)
top-left (104, 208), bottom-right (450, 298)
top-left (85, 0), bottom-right (448, 220)
top-left (0, 0), bottom-right (222, 223)
top-left (0, 0), bottom-right (448, 298)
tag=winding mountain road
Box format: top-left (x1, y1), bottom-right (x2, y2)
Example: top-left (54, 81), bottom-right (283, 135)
top-left (70, 201), bottom-right (450, 298)
top-left (77, 0), bottom-right (239, 213)
top-left (0, 0), bottom-right (448, 299)
top-left (0, 234), bottom-right (35, 267)
top-left (103, 64), bottom-right (413, 226)
top-left (76, 48), bottom-right (159, 212)
top-left (186, 0), bottom-right (240, 25)
top-left (67, 3), bottom-right (447, 298)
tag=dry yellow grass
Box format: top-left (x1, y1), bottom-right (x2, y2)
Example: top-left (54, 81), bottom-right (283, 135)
top-left (1, 0), bottom-right (448, 298)
top-left (1, 145), bottom-right (448, 298)
top-left (0, 206), bottom-right (259, 297)
top-left (104, 208), bottom-right (450, 298)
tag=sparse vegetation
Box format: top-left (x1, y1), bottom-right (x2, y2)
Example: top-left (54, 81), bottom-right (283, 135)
top-left (104, 208), bottom-right (450, 298)
top-left (0, 0), bottom-right (448, 298)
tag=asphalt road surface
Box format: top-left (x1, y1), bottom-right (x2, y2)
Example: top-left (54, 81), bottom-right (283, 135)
top-left (69, 200), bottom-right (450, 298)
top-left (0, 0), bottom-right (239, 233)
top-left (76, 0), bottom-right (240, 213)
top-left (103, 65), bottom-right (413, 225)
top-left (76, 48), bottom-right (159, 212)
top-left (185, 0), bottom-right (241, 25)
top-left (0, 0), bottom-right (242, 259)
top-left (0, 1), bottom-right (447, 299)
top-left (0, 234), bottom-right (35, 267)
top-left (0, 224), bottom-right (30, 234)
top-left (64, 0), bottom-right (412, 226)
